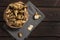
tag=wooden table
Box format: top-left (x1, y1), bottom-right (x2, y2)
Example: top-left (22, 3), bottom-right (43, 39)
top-left (0, 0), bottom-right (60, 40)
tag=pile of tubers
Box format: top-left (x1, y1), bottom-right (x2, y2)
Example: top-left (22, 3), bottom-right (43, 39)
top-left (4, 1), bottom-right (29, 28)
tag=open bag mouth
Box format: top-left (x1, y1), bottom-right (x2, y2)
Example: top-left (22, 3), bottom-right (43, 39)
top-left (3, 1), bottom-right (45, 40)
top-left (4, 1), bottom-right (29, 28)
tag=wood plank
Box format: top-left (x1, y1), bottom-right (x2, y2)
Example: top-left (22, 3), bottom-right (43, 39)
top-left (56, 37), bottom-right (60, 40)
top-left (0, 37), bottom-right (15, 40)
top-left (26, 37), bottom-right (57, 40)
top-left (0, 36), bottom-right (58, 40)
top-left (39, 8), bottom-right (60, 21)
top-left (0, 22), bottom-right (60, 37)
top-left (56, 0), bottom-right (60, 7)
top-left (0, 0), bottom-right (27, 7)
top-left (0, 7), bottom-right (60, 21)
top-left (0, 0), bottom-right (58, 7)
top-left (30, 22), bottom-right (60, 36)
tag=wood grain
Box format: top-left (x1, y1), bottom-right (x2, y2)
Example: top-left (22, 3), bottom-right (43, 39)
top-left (26, 37), bottom-right (57, 40)
top-left (0, 0), bottom-right (60, 40)
top-left (0, 36), bottom-right (57, 40)
top-left (0, 37), bottom-right (15, 40)
top-left (0, 0), bottom-right (59, 7)
top-left (0, 22), bottom-right (60, 37)
top-left (0, 7), bottom-right (60, 21)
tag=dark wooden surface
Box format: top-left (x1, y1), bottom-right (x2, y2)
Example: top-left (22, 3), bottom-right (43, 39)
top-left (0, 0), bottom-right (60, 40)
